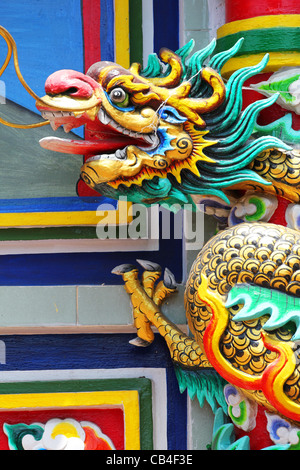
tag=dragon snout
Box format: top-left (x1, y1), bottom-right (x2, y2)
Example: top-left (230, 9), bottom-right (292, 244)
top-left (36, 69), bottom-right (102, 113)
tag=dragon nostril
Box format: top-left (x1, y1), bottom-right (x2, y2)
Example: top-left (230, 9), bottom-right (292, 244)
top-left (62, 87), bottom-right (79, 96)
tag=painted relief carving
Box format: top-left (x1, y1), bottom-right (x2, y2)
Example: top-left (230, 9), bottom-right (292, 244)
top-left (4, 418), bottom-right (115, 450)
top-left (113, 223), bottom-right (300, 417)
top-left (2, 12), bottom-right (300, 448)
top-left (36, 43), bottom-right (291, 207)
top-left (0, 27), bottom-right (289, 207)
top-left (0, 381), bottom-right (149, 451)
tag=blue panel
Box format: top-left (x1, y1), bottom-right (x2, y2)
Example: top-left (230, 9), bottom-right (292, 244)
top-left (0, 333), bottom-right (187, 450)
top-left (0, 209), bottom-right (183, 285)
top-left (100, 0), bottom-right (115, 62)
top-left (0, 0), bottom-right (84, 114)
top-left (153, 0), bottom-right (179, 53)
top-left (0, 238), bottom-right (183, 285)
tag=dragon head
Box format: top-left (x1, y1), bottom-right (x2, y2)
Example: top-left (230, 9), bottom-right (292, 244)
top-left (37, 39), bottom-right (289, 207)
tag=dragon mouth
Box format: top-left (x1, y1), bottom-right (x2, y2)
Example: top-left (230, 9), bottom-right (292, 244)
top-left (39, 107), bottom-right (160, 160)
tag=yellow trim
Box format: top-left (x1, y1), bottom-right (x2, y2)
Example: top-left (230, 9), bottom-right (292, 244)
top-left (220, 52), bottom-right (300, 78)
top-left (0, 211), bottom-right (111, 227)
top-left (261, 332), bottom-right (300, 421)
top-left (0, 200), bottom-right (133, 228)
top-left (114, 0), bottom-right (130, 69)
top-left (217, 14), bottom-right (300, 39)
top-left (0, 390), bottom-right (140, 450)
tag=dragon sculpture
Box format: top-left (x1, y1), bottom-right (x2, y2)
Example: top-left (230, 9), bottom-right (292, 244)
top-left (2, 26), bottom-right (300, 448)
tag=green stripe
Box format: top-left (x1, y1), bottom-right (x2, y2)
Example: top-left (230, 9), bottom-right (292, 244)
top-left (0, 227), bottom-right (99, 241)
top-left (216, 27), bottom-right (300, 56)
top-left (129, 0), bottom-right (143, 64)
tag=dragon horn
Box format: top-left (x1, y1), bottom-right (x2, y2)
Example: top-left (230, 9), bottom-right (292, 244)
top-left (179, 68), bottom-right (226, 123)
top-left (154, 67), bottom-right (227, 128)
top-left (131, 49), bottom-right (183, 89)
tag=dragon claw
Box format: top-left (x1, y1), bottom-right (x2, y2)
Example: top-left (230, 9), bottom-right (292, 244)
top-left (114, 260), bottom-right (177, 345)
top-left (129, 337), bottom-right (152, 347)
top-left (163, 268), bottom-right (177, 289)
top-left (136, 259), bottom-right (162, 272)
top-left (111, 264), bottom-right (137, 275)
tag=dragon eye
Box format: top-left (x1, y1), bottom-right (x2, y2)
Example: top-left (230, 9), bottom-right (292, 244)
top-left (109, 87), bottom-right (129, 107)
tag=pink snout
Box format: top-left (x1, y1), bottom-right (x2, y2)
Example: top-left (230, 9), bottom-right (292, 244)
top-left (44, 70), bottom-right (100, 98)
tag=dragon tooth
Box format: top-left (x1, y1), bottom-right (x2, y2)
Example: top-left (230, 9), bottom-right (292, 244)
top-left (143, 134), bottom-right (154, 144)
top-left (128, 131), bottom-right (138, 138)
top-left (85, 155), bottom-right (101, 163)
top-left (115, 148), bottom-right (127, 159)
top-left (142, 133), bottom-right (160, 149)
top-left (97, 109), bottom-right (104, 123)
top-left (107, 119), bottom-right (122, 132)
top-left (42, 111), bottom-right (52, 120)
top-left (63, 124), bottom-right (71, 133)
top-left (98, 109), bottom-right (111, 125)
top-left (50, 121), bottom-right (60, 131)
top-left (74, 111), bottom-right (84, 119)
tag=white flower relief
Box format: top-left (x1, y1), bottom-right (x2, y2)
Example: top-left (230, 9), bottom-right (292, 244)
top-left (22, 418), bottom-right (87, 450)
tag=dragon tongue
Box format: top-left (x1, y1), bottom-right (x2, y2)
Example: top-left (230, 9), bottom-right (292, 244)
top-left (39, 136), bottom-right (134, 155)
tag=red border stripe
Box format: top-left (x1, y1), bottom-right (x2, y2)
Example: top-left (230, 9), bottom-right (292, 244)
top-left (82, 0), bottom-right (102, 72)
top-left (225, 0), bottom-right (300, 23)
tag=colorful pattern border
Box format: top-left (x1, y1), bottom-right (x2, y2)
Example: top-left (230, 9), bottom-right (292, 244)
top-left (0, 333), bottom-right (187, 449)
top-left (218, 52), bottom-right (300, 78)
top-left (0, 197), bottom-right (133, 228)
top-left (217, 14), bottom-right (300, 38)
top-left (216, 27), bottom-right (300, 57)
top-left (0, 378), bottom-right (153, 450)
top-left (216, 14), bottom-right (300, 76)
top-left (0, 391), bottom-right (140, 449)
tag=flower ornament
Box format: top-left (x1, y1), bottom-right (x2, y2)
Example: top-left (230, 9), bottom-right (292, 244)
top-left (266, 413), bottom-right (300, 449)
top-left (224, 385), bottom-right (258, 432)
top-left (4, 418), bottom-right (115, 450)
